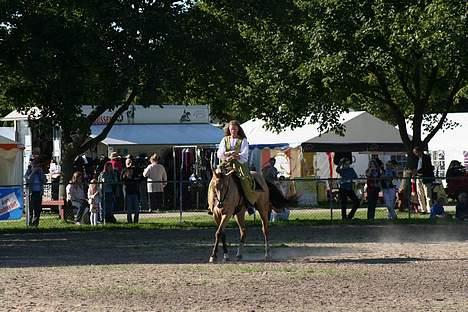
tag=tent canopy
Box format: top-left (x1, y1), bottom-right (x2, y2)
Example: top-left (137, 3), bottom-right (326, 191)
top-left (243, 111), bottom-right (406, 152)
top-left (405, 113), bottom-right (468, 165)
top-left (422, 113), bottom-right (468, 151)
top-left (1, 107), bottom-right (41, 122)
top-left (0, 134), bottom-right (23, 186)
top-left (91, 124), bottom-right (224, 146)
top-left (0, 127), bottom-right (14, 141)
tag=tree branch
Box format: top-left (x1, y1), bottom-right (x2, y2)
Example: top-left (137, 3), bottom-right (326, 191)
top-left (421, 65), bottom-right (438, 106)
top-left (370, 66), bottom-right (412, 148)
top-left (414, 61), bottom-right (421, 107)
top-left (422, 74), bottom-right (463, 145)
top-left (78, 90), bottom-right (137, 154)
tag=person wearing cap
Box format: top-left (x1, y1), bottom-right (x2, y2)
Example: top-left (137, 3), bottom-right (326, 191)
top-left (98, 162), bottom-right (118, 223)
top-left (24, 159), bottom-right (47, 227)
top-left (336, 157), bottom-right (360, 220)
top-left (109, 152), bottom-right (123, 174)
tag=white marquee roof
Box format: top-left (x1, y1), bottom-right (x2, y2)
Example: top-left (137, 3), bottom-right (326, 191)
top-left (243, 111), bottom-right (404, 148)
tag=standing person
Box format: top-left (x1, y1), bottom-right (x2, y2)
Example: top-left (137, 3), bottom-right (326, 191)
top-left (98, 162), bottom-right (118, 223)
top-left (143, 153), bottom-right (167, 212)
top-left (134, 154), bottom-right (148, 211)
top-left (109, 152), bottom-right (123, 174)
top-left (24, 158), bottom-right (47, 227)
top-left (121, 155), bottom-right (133, 209)
top-left (413, 146), bottom-right (435, 213)
top-left (366, 159), bottom-right (382, 220)
top-left (213, 120), bottom-right (256, 215)
top-left (49, 159), bottom-right (61, 200)
top-left (336, 158), bottom-right (360, 220)
top-left (109, 152), bottom-right (124, 211)
top-left (122, 166), bottom-right (140, 223)
top-left (87, 179), bottom-right (100, 226)
top-left (66, 171), bottom-right (88, 225)
top-left (262, 158), bottom-right (279, 184)
top-left (381, 161), bottom-right (398, 220)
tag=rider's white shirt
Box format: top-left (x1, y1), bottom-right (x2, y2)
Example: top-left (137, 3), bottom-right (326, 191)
top-left (217, 137), bottom-right (249, 164)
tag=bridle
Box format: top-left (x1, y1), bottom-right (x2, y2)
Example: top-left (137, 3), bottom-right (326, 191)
top-left (214, 173), bottom-right (231, 209)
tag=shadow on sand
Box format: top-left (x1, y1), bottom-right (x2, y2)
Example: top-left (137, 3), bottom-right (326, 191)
top-left (0, 224), bottom-right (467, 268)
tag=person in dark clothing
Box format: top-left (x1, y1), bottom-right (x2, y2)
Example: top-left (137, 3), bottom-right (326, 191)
top-left (24, 159), bottom-right (47, 227)
top-left (122, 166), bottom-right (141, 223)
top-left (446, 160), bottom-right (465, 179)
top-left (413, 146), bottom-right (435, 213)
top-left (446, 160), bottom-right (467, 199)
top-left (366, 159), bottom-right (382, 220)
top-left (455, 193), bottom-right (468, 221)
top-left (336, 158), bottom-right (360, 220)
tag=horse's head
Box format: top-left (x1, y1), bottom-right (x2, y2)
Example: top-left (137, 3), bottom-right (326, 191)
top-left (212, 167), bottom-right (235, 209)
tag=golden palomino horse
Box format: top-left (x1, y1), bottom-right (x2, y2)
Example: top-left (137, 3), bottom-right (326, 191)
top-left (208, 168), bottom-right (271, 262)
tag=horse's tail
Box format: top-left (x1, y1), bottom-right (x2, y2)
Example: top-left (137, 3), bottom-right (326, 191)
top-left (267, 181), bottom-right (298, 212)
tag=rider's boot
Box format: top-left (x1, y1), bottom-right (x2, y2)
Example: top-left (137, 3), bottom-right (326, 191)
top-left (246, 202), bottom-right (255, 215)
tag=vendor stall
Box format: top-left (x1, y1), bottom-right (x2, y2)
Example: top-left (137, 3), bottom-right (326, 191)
top-left (0, 133), bottom-right (24, 220)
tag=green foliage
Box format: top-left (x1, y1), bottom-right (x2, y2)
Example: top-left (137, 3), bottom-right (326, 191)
top-left (0, 0), bottom-right (193, 179)
top-left (199, 0), bottom-right (468, 147)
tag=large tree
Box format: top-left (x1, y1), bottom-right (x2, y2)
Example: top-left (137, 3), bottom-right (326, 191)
top-left (200, 0), bottom-right (468, 149)
top-left (1, 0), bottom-right (189, 183)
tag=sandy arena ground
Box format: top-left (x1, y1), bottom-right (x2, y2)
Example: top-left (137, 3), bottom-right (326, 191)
top-left (1, 224), bottom-right (467, 311)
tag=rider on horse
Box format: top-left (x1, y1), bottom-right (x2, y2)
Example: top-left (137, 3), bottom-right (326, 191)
top-left (208, 120), bottom-right (257, 215)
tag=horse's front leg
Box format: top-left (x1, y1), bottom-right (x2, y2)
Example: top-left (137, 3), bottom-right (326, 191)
top-left (234, 209), bottom-right (247, 260)
top-left (209, 214), bottom-right (230, 263)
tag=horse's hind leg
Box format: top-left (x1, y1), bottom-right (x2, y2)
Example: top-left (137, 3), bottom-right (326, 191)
top-left (234, 211), bottom-right (247, 260)
top-left (257, 201), bottom-right (270, 260)
top-left (221, 232), bottom-right (229, 262)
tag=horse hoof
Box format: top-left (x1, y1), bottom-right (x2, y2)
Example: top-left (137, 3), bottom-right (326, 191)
top-left (209, 256), bottom-right (216, 263)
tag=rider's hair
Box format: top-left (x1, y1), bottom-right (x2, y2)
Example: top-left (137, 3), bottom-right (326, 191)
top-left (224, 120), bottom-right (247, 139)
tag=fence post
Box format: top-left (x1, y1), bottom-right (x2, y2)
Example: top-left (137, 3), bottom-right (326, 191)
top-left (408, 175), bottom-right (412, 220)
top-left (329, 178), bottom-right (333, 221)
top-left (179, 180), bottom-right (183, 223)
top-left (24, 184), bottom-right (30, 227)
top-left (59, 182), bottom-right (65, 221)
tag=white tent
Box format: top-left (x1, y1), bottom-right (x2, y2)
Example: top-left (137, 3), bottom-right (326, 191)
top-left (244, 111), bottom-right (405, 151)
top-left (0, 133), bottom-right (24, 186)
top-left (243, 111), bottom-right (406, 178)
top-left (426, 113), bottom-right (468, 163)
top-left (411, 113), bottom-right (468, 175)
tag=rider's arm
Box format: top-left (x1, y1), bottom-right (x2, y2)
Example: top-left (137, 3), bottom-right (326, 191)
top-left (238, 138), bottom-right (249, 164)
top-left (217, 138), bottom-right (227, 161)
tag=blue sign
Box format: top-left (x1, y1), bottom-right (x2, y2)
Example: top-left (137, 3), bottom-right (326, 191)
top-left (0, 187), bottom-right (23, 221)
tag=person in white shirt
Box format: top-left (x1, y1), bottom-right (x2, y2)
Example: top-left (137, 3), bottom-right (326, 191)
top-left (211, 120), bottom-right (256, 215)
top-left (143, 153), bottom-right (167, 212)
